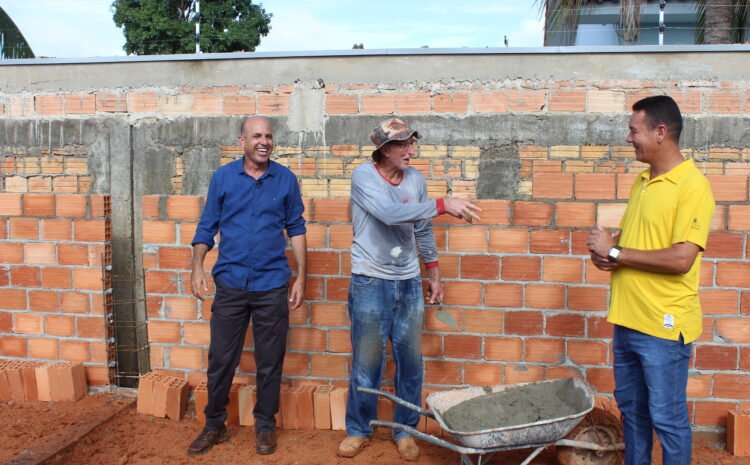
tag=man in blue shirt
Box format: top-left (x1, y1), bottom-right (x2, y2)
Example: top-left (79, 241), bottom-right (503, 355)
top-left (187, 116), bottom-right (307, 457)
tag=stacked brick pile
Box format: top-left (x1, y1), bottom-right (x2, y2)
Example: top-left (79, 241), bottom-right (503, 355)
top-left (0, 360), bottom-right (87, 401)
top-left (136, 371), bottom-right (189, 420)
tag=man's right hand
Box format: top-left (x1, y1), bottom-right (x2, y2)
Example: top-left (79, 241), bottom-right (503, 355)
top-left (443, 198), bottom-right (482, 223)
top-left (191, 267), bottom-right (208, 301)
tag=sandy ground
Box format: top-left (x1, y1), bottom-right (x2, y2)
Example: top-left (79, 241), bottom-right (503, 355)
top-left (2, 392), bottom-right (748, 465)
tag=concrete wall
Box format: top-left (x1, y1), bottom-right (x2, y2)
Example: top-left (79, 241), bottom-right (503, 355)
top-left (1, 48), bottom-right (749, 430)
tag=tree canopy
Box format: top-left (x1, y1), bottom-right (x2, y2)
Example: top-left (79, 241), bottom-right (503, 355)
top-left (112, 0), bottom-right (271, 55)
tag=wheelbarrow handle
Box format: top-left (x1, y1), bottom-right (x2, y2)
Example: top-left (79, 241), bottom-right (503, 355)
top-left (356, 386), bottom-right (434, 419)
top-left (370, 420), bottom-right (485, 455)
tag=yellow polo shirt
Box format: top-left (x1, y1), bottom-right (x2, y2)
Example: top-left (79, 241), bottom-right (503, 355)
top-left (608, 159), bottom-right (715, 343)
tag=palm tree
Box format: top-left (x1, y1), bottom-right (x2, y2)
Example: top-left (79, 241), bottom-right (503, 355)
top-left (0, 7), bottom-right (34, 59)
top-left (698, 0), bottom-right (749, 43)
top-left (539, 0), bottom-right (750, 46)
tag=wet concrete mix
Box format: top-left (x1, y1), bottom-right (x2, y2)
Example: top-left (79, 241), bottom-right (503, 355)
top-left (442, 379), bottom-right (586, 432)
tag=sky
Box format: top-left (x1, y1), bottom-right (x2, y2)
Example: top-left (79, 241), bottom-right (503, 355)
top-left (0, 0), bottom-right (545, 58)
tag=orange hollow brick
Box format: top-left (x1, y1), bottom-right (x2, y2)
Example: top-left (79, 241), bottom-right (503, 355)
top-left (313, 385), bottom-right (333, 430)
top-left (193, 381), bottom-right (209, 424)
top-left (151, 375), bottom-right (169, 418)
top-left (376, 385), bottom-right (395, 425)
top-left (137, 372), bottom-right (161, 415)
top-left (238, 384), bottom-right (256, 426)
top-left (160, 376), bottom-right (190, 420)
top-left (226, 383), bottom-right (245, 425)
top-left (5, 360), bottom-right (26, 400)
top-left (0, 362), bottom-right (12, 401)
top-left (728, 410), bottom-right (750, 456)
top-left (48, 361), bottom-right (87, 402)
top-left (296, 385), bottom-right (316, 430)
top-left (281, 385), bottom-right (299, 430)
top-left (329, 387), bottom-right (348, 431)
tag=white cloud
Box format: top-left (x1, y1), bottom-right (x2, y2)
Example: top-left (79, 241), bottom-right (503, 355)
top-left (257, 9), bottom-right (412, 51)
top-left (506, 18), bottom-right (545, 47)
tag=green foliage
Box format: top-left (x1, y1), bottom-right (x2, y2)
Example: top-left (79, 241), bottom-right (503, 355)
top-left (0, 7), bottom-right (35, 59)
top-left (112, 0), bottom-right (271, 55)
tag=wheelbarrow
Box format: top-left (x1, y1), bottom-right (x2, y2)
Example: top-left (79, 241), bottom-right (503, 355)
top-left (359, 378), bottom-right (624, 465)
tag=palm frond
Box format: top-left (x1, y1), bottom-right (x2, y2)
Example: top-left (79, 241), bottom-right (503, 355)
top-left (620, 0), bottom-right (644, 42)
top-left (695, 0), bottom-right (706, 43)
top-left (536, 0), bottom-right (590, 45)
top-left (731, 0), bottom-right (750, 43)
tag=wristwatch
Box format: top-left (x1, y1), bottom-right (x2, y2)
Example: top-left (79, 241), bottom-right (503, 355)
top-left (607, 246), bottom-right (622, 262)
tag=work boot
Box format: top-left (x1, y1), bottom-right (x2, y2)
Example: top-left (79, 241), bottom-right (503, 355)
top-left (396, 436), bottom-right (419, 462)
top-left (337, 436), bottom-right (370, 458)
top-left (187, 425), bottom-right (228, 456)
top-left (256, 430), bottom-right (277, 455)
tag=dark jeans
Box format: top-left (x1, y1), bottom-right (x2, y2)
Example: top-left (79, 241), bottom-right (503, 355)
top-left (204, 278), bottom-right (289, 432)
top-left (613, 325), bottom-right (692, 465)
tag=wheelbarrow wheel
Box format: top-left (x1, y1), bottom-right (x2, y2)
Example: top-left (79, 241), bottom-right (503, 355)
top-left (557, 407), bottom-right (624, 465)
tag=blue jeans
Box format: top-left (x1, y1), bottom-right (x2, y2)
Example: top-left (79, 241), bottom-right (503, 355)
top-left (345, 274), bottom-right (424, 440)
top-left (613, 325), bottom-right (692, 465)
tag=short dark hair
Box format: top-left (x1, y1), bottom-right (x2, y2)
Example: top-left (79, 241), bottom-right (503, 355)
top-left (632, 95), bottom-right (683, 142)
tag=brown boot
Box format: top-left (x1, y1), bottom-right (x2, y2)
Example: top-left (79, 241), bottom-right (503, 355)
top-left (187, 425), bottom-right (228, 456)
top-left (396, 436), bottom-right (419, 462)
top-left (337, 436), bottom-right (370, 458)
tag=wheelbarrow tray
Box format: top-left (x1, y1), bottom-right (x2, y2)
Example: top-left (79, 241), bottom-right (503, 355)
top-left (426, 378), bottom-right (595, 450)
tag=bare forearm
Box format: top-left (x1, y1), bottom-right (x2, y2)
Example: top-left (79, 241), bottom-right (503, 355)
top-left (426, 266), bottom-right (441, 283)
top-left (290, 234), bottom-right (307, 280)
top-left (192, 243), bottom-right (209, 270)
top-left (618, 243), bottom-right (699, 275)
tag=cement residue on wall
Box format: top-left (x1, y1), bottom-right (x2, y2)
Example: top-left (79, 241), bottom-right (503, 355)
top-left (287, 80), bottom-right (326, 147)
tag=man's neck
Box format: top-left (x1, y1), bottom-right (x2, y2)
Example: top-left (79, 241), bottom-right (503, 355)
top-left (375, 161), bottom-right (403, 184)
top-left (649, 147), bottom-right (684, 179)
top-left (244, 157), bottom-right (268, 180)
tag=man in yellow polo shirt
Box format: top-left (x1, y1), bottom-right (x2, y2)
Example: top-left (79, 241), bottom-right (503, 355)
top-left (587, 95), bottom-right (715, 465)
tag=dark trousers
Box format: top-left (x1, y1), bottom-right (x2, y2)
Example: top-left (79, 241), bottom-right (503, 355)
top-left (204, 278), bottom-right (289, 432)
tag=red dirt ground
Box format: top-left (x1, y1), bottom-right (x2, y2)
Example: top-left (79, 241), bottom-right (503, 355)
top-left (2, 392), bottom-right (748, 465)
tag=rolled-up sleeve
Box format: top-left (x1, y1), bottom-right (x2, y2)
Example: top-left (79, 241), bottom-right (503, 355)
top-left (285, 175), bottom-right (306, 237)
top-left (191, 171), bottom-right (222, 249)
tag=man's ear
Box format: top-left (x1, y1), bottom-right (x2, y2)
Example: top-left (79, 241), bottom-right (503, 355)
top-left (656, 124), bottom-right (668, 143)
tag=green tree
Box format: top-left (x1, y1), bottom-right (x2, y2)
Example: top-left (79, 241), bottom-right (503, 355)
top-left (112, 0), bottom-right (271, 55)
top-left (0, 7), bottom-right (35, 59)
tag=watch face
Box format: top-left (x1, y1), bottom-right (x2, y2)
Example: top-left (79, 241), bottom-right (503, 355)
top-left (608, 247), bottom-right (621, 261)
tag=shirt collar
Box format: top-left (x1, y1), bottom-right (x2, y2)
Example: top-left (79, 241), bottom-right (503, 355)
top-left (233, 158), bottom-right (277, 179)
top-left (640, 158), bottom-right (694, 185)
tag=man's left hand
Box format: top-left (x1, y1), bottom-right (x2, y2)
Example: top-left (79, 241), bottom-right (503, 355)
top-left (289, 278), bottom-right (305, 309)
top-left (587, 225), bottom-right (615, 257)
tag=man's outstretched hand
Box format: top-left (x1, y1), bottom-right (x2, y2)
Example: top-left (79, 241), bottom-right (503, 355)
top-left (444, 198), bottom-right (482, 223)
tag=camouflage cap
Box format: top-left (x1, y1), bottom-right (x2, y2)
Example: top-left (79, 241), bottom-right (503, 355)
top-left (370, 118), bottom-right (421, 150)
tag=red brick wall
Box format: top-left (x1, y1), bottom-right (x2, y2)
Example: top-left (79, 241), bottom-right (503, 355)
top-left (2, 66), bottom-right (749, 430)
top-left (0, 192), bottom-right (112, 386)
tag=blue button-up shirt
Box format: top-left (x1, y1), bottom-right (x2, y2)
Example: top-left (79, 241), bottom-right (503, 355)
top-left (192, 159), bottom-right (306, 291)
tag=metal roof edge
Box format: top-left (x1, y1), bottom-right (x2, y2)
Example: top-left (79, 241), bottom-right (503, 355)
top-left (1, 44), bottom-right (749, 66)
